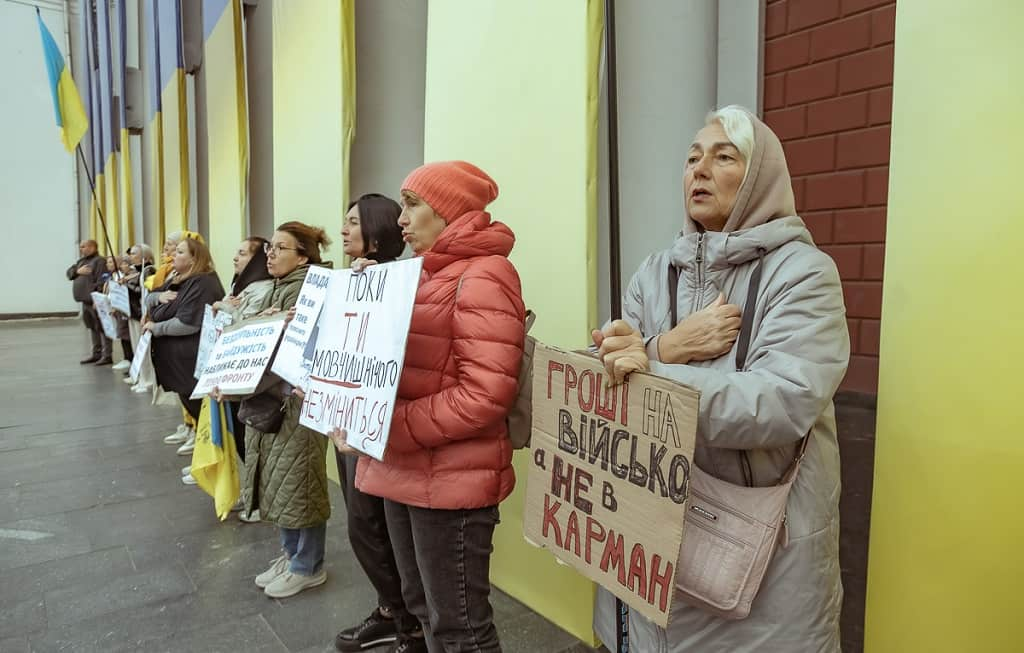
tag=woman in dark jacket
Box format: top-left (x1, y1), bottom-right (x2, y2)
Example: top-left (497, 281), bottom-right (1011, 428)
top-left (243, 221), bottom-right (334, 600)
top-left (143, 237), bottom-right (225, 455)
top-left (331, 194), bottom-right (418, 652)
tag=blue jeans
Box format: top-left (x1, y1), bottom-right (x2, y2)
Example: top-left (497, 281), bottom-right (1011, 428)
top-left (280, 523), bottom-right (326, 576)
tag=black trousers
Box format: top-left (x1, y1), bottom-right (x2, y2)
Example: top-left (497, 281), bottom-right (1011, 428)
top-left (336, 451), bottom-right (415, 634)
top-left (81, 304), bottom-right (111, 357)
top-left (384, 500), bottom-right (502, 652)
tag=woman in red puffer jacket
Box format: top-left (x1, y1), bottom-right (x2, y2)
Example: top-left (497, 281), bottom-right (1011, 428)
top-left (333, 161), bottom-right (525, 653)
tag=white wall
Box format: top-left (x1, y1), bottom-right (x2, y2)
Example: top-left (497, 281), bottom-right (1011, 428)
top-left (0, 0), bottom-right (80, 315)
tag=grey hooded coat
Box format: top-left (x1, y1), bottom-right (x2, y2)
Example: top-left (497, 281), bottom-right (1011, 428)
top-left (594, 112), bottom-right (849, 652)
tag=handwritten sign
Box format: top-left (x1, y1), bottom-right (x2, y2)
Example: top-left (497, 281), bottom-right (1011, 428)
top-left (129, 331), bottom-right (152, 383)
top-left (190, 316), bottom-right (287, 399)
top-left (523, 344), bottom-right (698, 627)
top-left (193, 305), bottom-right (235, 378)
top-left (298, 258), bottom-right (423, 460)
top-left (109, 283), bottom-right (130, 315)
top-left (90, 292), bottom-right (119, 340)
top-left (270, 265), bottom-right (333, 388)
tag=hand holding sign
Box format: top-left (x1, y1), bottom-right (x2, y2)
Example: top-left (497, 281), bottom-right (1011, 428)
top-left (592, 320), bottom-right (649, 384)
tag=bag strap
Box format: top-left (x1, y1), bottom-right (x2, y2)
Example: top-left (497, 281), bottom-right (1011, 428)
top-left (668, 250), bottom-right (809, 485)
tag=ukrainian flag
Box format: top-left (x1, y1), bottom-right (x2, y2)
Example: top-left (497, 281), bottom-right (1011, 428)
top-left (36, 8), bottom-right (88, 153)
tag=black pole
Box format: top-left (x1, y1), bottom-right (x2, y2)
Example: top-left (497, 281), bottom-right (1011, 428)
top-left (76, 144), bottom-right (117, 260)
top-left (605, 0), bottom-right (622, 320)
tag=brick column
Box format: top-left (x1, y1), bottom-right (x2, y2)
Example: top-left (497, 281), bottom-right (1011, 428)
top-left (763, 0), bottom-right (896, 394)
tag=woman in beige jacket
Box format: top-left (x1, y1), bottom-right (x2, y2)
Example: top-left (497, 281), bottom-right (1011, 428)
top-left (593, 106), bottom-right (850, 652)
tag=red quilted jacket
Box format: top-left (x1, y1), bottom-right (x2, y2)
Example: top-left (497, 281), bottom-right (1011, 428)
top-left (356, 210), bottom-right (526, 509)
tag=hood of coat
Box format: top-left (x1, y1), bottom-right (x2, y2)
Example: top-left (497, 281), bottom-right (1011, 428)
top-left (683, 111), bottom-right (797, 237)
top-left (671, 215), bottom-right (815, 271)
top-left (420, 211), bottom-right (515, 274)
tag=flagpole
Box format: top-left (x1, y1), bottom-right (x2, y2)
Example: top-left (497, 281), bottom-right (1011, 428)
top-left (76, 144), bottom-right (117, 259)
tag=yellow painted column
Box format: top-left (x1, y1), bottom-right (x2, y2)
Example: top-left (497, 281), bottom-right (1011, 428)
top-left (204, 0), bottom-right (248, 285)
top-left (865, 3), bottom-right (1024, 652)
top-left (423, 0), bottom-right (603, 643)
top-left (271, 0), bottom-right (355, 251)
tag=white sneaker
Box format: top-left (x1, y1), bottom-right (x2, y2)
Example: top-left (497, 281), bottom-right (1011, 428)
top-left (112, 360), bottom-right (131, 371)
top-left (264, 568), bottom-right (327, 598)
top-left (254, 555), bottom-right (290, 588)
top-left (123, 376), bottom-right (136, 384)
top-left (181, 465), bottom-right (191, 476)
top-left (181, 472), bottom-right (197, 485)
top-left (239, 509), bottom-right (261, 524)
top-left (176, 433), bottom-right (196, 456)
top-left (132, 384), bottom-right (152, 393)
top-left (163, 425), bottom-right (188, 444)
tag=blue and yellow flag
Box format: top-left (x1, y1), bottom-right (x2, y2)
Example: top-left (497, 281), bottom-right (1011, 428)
top-left (36, 9), bottom-right (88, 152)
top-left (192, 398), bottom-right (241, 520)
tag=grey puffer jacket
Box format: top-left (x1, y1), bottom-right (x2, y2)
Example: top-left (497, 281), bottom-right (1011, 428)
top-left (595, 113), bottom-right (849, 653)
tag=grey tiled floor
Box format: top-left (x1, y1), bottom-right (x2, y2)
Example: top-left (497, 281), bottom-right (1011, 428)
top-left (0, 319), bottom-right (597, 653)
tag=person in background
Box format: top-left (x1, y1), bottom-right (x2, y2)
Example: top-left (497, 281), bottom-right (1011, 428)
top-left (331, 194), bottom-right (416, 653)
top-left (243, 221), bottom-right (334, 599)
top-left (591, 106), bottom-right (849, 652)
top-left (144, 237), bottom-right (225, 457)
top-left (102, 255), bottom-right (133, 370)
top-left (66, 239), bottom-right (109, 365)
top-left (333, 162), bottom-right (526, 653)
top-left (111, 255), bottom-right (136, 373)
top-left (125, 244), bottom-right (156, 393)
top-left (152, 231), bottom-right (207, 447)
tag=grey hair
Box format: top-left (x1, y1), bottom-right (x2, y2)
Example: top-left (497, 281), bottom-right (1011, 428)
top-left (706, 105), bottom-right (755, 164)
top-left (131, 243), bottom-right (154, 262)
top-left (165, 231), bottom-right (184, 245)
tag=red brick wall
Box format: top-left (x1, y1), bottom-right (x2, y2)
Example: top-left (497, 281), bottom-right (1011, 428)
top-left (763, 0), bottom-right (895, 394)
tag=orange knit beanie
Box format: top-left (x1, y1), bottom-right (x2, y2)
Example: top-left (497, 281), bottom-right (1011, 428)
top-left (401, 161), bottom-right (499, 221)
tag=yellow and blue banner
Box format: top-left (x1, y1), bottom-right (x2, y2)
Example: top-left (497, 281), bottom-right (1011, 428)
top-left (158, 0), bottom-right (190, 237)
top-left (192, 398), bottom-right (240, 521)
top-left (77, 1), bottom-right (101, 246)
top-left (35, 8), bottom-right (87, 153)
top-left (117, 0), bottom-right (134, 246)
top-left (96, 0), bottom-right (121, 252)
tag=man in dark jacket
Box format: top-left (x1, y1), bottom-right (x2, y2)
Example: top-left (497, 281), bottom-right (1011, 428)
top-left (66, 240), bottom-right (111, 364)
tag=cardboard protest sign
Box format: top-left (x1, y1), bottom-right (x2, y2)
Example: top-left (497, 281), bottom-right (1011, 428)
top-left (193, 305), bottom-right (235, 378)
top-left (298, 258), bottom-right (423, 460)
top-left (523, 344), bottom-right (699, 627)
top-left (270, 265), bottom-right (334, 388)
top-left (90, 292), bottom-right (119, 340)
top-left (190, 315), bottom-right (287, 399)
top-left (108, 283), bottom-right (130, 315)
top-left (129, 331), bottom-right (152, 383)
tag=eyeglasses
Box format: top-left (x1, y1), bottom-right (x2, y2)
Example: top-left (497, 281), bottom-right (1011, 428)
top-left (264, 242), bottom-right (302, 255)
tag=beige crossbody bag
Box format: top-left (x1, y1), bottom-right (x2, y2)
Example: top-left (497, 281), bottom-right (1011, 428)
top-left (668, 252), bottom-right (808, 620)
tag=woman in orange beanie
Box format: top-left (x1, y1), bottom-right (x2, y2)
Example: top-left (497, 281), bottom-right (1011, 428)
top-left (333, 161), bottom-right (526, 653)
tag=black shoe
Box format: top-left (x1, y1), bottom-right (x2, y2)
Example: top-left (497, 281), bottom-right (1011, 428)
top-left (80, 355), bottom-right (100, 364)
top-left (388, 635), bottom-right (427, 653)
top-left (94, 357), bottom-right (114, 366)
top-left (335, 608), bottom-right (399, 652)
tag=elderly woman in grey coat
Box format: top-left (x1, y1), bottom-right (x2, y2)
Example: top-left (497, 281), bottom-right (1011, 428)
top-left (593, 105), bottom-right (849, 652)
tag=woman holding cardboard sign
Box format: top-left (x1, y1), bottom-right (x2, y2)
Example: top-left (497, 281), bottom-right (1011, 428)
top-left (240, 221), bottom-right (335, 600)
top-left (591, 107), bottom-right (849, 652)
top-left (333, 162), bottom-right (526, 653)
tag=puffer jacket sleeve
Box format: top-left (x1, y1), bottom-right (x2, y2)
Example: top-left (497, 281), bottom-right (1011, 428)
top-left (647, 248), bottom-right (849, 450)
top-left (387, 256), bottom-right (526, 454)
